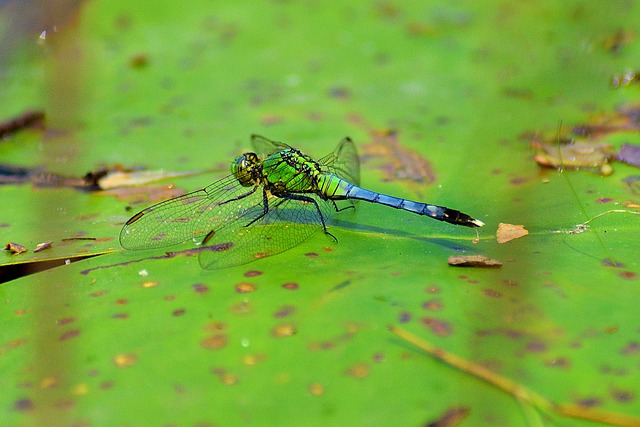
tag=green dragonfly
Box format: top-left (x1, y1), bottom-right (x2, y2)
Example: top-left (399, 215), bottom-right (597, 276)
top-left (120, 135), bottom-right (484, 269)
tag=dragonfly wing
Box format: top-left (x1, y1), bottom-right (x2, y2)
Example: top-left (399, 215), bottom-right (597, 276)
top-left (319, 137), bottom-right (361, 186)
top-left (198, 193), bottom-right (333, 269)
top-left (119, 174), bottom-right (262, 250)
top-left (251, 134), bottom-right (292, 156)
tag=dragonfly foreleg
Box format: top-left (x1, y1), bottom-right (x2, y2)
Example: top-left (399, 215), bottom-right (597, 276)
top-left (218, 184), bottom-right (259, 207)
top-left (244, 188), bottom-right (271, 228)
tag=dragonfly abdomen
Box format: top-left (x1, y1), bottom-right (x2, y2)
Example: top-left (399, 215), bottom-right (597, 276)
top-left (323, 178), bottom-right (483, 228)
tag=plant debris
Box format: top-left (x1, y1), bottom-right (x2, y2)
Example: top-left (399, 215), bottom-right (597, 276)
top-left (611, 71), bottom-right (640, 88)
top-left (357, 126), bottom-right (436, 185)
top-left (426, 407), bottom-right (470, 427)
top-left (0, 163), bottom-right (207, 192)
top-left (529, 103), bottom-right (640, 176)
top-left (4, 242), bottom-right (27, 255)
top-left (531, 139), bottom-right (614, 176)
top-left (0, 110), bottom-right (45, 138)
top-left (496, 223), bottom-right (529, 243)
top-left (34, 241), bottom-right (53, 253)
top-left (448, 255), bottom-right (502, 268)
top-left (617, 143), bottom-right (640, 167)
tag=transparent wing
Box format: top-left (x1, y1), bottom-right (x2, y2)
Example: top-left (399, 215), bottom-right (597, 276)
top-left (251, 134), bottom-right (291, 156)
top-left (198, 192), bottom-right (333, 269)
top-left (120, 171), bottom-right (334, 270)
top-left (119, 173), bottom-right (263, 250)
top-left (318, 137), bottom-right (360, 186)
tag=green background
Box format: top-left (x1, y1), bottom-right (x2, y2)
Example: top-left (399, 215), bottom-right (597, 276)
top-left (1, 1), bottom-right (639, 425)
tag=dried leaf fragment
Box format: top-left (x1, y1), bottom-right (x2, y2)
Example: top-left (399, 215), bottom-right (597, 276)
top-left (531, 140), bottom-right (615, 176)
top-left (617, 143), bottom-right (640, 167)
top-left (496, 223), bottom-right (529, 243)
top-left (4, 242), bottom-right (27, 254)
top-left (34, 241), bottom-right (53, 253)
top-left (0, 110), bottom-right (45, 138)
top-left (448, 255), bottom-right (502, 268)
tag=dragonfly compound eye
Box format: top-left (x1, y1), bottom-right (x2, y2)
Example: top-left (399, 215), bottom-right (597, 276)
top-left (232, 153), bottom-right (259, 187)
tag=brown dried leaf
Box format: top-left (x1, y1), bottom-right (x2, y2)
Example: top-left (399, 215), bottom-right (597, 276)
top-left (4, 242), bottom-right (28, 254)
top-left (448, 255), bottom-right (502, 268)
top-left (34, 241), bottom-right (53, 253)
top-left (496, 223), bottom-right (529, 243)
top-left (531, 139), bottom-right (614, 176)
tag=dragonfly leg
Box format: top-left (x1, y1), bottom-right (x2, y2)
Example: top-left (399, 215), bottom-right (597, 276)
top-left (200, 185), bottom-right (262, 246)
top-left (217, 184), bottom-right (259, 206)
top-left (243, 188), bottom-right (271, 228)
top-left (281, 193), bottom-right (338, 243)
top-left (331, 200), bottom-right (355, 213)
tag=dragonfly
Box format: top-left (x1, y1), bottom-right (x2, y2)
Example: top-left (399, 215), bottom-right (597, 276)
top-left (120, 135), bottom-right (484, 269)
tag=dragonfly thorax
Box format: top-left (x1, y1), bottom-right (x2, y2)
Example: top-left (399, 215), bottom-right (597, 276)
top-left (232, 152), bottom-right (261, 187)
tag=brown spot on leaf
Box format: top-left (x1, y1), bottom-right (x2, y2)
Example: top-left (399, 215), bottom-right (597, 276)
top-left (90, 290), bottom-right (108, 297)
top-left (545, 357), bottom-right (571, 369)
top-left (525, 341), bottom-right (547, 353)
top-left (129, 53), bottom-right (149, 68)
top-left (596, 197), bottom-right (614, 203)
top-left (272, 323), bottom-right (296, 338)
top-left (260, 114), bottom-right (283, 126)
top-left (59, 330), bottom-right (80, 341)
top-left (361, 129), bottom-right (435, 184)
top-left (273, 305), bottom-right (295, 318)
top-left (230, 301), bottom-right (253, 315)
top-left (575, 397), bottom-right (602, 408)
top-left (242, 354), bottom-right (266, 366)
top-left (345, 363), bottom-right (370, 378)
top-left (201, 334), bottom-right (228, 350)
top-left (211, 368), bottom-right (238, 385)
top-left (204, 322), bottom-right (227, 331)
top-left (281, 282), bottom-right (298, 290)
top-left (422, 300), bottom-right (443, 311)
top-left (421, 317), bottom-right (452, 337)
top-left (611, 388), bottom-right (635, 403)
top-left (483, 289), bottom-right (501, 298)
top-left (113, 353), bottom-right (137, 368)
top-left (398, 311), bottom-right (411, 323)
top-left (619, 271), bottom-right (638, 280)
top-left (14, 398), bottom-right (34, 412)
top-left (192, 283), bottom-right (209, 294)
top-left (308, 383), bottom-right (325, 396)
top-left (57, 317), bottom-right (75, 326)
top-left (244, 270), bottom-right (262, 278)
top-left (235, 282), bottom-right (256, 293)
top-left (620, 342), bottom-right (640, 355)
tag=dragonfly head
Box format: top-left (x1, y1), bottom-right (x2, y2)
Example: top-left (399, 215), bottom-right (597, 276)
top-left (232, 152), bottom-right (260, 187)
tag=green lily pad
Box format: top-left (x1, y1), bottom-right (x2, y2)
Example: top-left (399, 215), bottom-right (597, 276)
top-left (2, 1), bottom-right (640, 426)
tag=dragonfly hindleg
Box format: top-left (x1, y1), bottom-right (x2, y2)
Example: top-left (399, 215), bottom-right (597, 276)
top-left (282, 193), bottom-right (338, 243)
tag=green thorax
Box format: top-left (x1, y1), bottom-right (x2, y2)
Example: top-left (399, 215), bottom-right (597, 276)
top-left (261, 148), bottom-right (323, 193)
